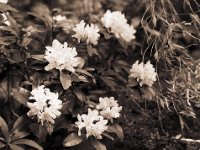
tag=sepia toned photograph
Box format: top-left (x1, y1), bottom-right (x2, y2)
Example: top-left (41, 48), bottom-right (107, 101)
top-left (0, 0), bottom-right (200, 149)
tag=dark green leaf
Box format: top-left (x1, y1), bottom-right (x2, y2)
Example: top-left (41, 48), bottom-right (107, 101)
top-left (0, 116), bottom-right (9, 141)
top-left (11, 131), bottom-right (30, 142)
top-left (38, 125), bottom-right (48, 143)
top-left (13, 116), bottom-right (29, 131)
top-left (128, 78), bottom-right (138, 87)
top-left (0, 3), bottom-right (18, 12)
top-left (60, 72), bottom-right (72, 90)
top-left (91, 140), bottom-right (107, 150)
top-left (73, 88), bottom-right (86, 102)
top-left (0, 141), bottom-right (6, 149)
top-left (29, 124), bottom-right (39, 139)
top-left (54, 117), bottom-right (71, 130)
top-left (31, 4), bottom-right (52, 28)
top-left (11, 116), bottom-right (30, 141)
top-left (0, 78), bottom-right (8, 102)
top-left (12, 139), bottom-right (43, 150)
top-left (102, 133), bottom-right (114, 141)
top-left (63, 133), bottom-right (83, 147)
top-left (116, 60), bottom-right (129, 67)
top-left (107, 124), bottom-right (124, 141)
top-left (141, 87), bottom-right (156, 100)
top-left (101, 76), bottom-right (117, 90)
top-left (60, 101), bottom-right (72, 114)
top-left (77, 75), bottom-right (89, 82)
top-left (86, 45), bottom-right (100, 57)
top-left (75, 69), bottom-right (94, 78)
top-left (70, 73), bottom-right (80, 82)
top-left (11, 88), bottom-right (29, 106)
top-left (117, 38), bottom-right (128, 50)
top-left (9, 144), bottom-right (24, 150)
top-left (31, 55), bottom-right (45, 61)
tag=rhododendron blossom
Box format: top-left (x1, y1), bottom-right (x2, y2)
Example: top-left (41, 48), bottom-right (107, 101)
top-left (73, 20), bottom-right (100, 45)
top-left (96, 97), bottom-right (122, 121)
top-left (129, 61), bottom-right (157, 87)
top-left (75, 109), bottom-right (108, 139)
top-left (44, 39), bottom-right (84, 72)
top-left (27, 85), bottom-right (62, 125)
top-left (101, 10), bottom-right (136, 42)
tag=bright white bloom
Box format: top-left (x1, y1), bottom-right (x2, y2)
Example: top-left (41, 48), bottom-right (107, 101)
top-left (73, 20), bottom-right (100, 45)
top-left (142, 61), bottom-right (157, 86)
top-left (101, 10), bottom-right (136, 42)
top-left (96, 97), bottom-right (122, 121)
top-left (129, 61), bottom-right (144, 81)
top-left (0, 0), bottom-right (8, 3)
top-left (130, 60), bottom-right (157, 87)
top-left (75, 109), bottom-right (108, 139)
top-left (1, 13), bottom-right (10, 26)
top-left (73, 21), bottom-right (85, 42)
top-left (53, 15), bottom-right (66, 22)
top-left (84, 24), bottom-right (100, 45)
top-left (44, 39), bottom-right (84, 72)
top-left (27, 85), bottom-right (62, 125)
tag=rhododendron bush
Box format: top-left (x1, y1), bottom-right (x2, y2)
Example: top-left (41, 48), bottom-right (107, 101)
top-left (0, 0), bottom-right (200, 149)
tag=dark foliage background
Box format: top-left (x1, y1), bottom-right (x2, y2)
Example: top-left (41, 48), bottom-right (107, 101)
top-left (0, 0), bottom-right (200, 149)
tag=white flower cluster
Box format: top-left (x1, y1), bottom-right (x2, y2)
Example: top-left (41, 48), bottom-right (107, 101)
top-left (44, 39), bottom-right (84, 73)
top-left (75, 97), bottom-right (122, 139)
top-left (96, 97), bottom-right (122, 122)
top-left (75, 109), bottom-right (108, 139)
top-left (73, 20), bottom-right (100, 45)
top-left (129, 61), bottom-right (157, 87)
top-left (27, 85), bottom-right (62, 125)
top-left (53, 15), bottom-right (66, 22)
top-left (101, 10), bottom-right (136, 42)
